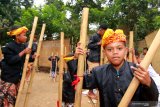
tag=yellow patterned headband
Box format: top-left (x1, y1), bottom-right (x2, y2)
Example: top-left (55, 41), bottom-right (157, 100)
top-left (7, 26), bottom-right (28, 36)
top-left (102, 29), bottom-right (126, 47)
top-left (64, 56), bottom-right (74, 62)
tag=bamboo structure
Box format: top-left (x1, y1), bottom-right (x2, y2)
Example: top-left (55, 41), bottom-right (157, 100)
top-left (15, 16), bottom-right (38, 107)
top-left (58, 32), bottom-right (64, 107)
top-left (23, 24), bottom-right (46, 107)
top-left (128, 31), bottom-right (134, 62)
top-left (118, 29), bottom-right (160, 107)
top-left (74, 7), bottom-right (89, 107)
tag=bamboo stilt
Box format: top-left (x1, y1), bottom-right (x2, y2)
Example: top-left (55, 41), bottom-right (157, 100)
top-left (64, 46), bottom-right (67, 71)
top-left (96, 44), bottom-right (104, 107)
top-left (0, 46), bottom-right (3, 60)
top-left (15, 16), bottom-right (38, 107)
top-left (74, 7), bottom-right (89, 107)
top-left (58, 32), bottom-right (64, 107)
top-left (100, 45), bottom-right (104, 65)
top-left (128, 31), bottom-right (134, 62)
top-left (118, 29), bottom-right (160, 107)
top-left (23, 24), bottom-right (46, 107)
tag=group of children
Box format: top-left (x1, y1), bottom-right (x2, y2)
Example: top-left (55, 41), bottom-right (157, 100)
top-left (0, 24), bottom-right (159, 107)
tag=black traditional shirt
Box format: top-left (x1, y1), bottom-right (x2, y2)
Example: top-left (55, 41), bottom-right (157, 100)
top-left (84, 61), bottom-right (159, 107)
top-left (1, 41), bottom-right (26, 84)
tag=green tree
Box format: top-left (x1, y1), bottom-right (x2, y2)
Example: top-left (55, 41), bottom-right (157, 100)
top-left (0, 0), bottom-right (33, 45)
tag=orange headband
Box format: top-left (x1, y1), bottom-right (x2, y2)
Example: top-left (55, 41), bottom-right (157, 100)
top-left (7, 26), bottom-right (28, 36)
top-left (102, 29), bottom-right (126, 47)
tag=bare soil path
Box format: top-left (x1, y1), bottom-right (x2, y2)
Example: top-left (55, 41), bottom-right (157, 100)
top-left (19, 72), bottom-right (91, 107)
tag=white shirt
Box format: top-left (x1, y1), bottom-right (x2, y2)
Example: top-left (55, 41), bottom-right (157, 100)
top-left (148, 65), bottom-right (160, 94)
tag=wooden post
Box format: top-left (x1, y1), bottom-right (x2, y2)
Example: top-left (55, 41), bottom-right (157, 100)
top-left (128, 31), bottom-right (134, 62)
top-left (64, 46), bottom-right (67, 71)
top-left (58, 32), bottom-right (64, 107)
top-left (96, 44), bottom-right (104, 107)
top-left (74, 7), bottom-right (89, 107)
top-left (15, 16), bottom-right (38, 107)
top-left (23, 24), bottom-right (46, 107)
top-left (0, 46), bottom-right (3, 60)
top-left (100, 45), bottom-right (104, 65)
top-left (118, 29), bottom-right (160, 107)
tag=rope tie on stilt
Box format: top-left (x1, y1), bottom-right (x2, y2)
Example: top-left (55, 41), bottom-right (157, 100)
top-left (72, 75), bottom-right (83, 90)
top-left (57, 100), bottom-right (59, 107)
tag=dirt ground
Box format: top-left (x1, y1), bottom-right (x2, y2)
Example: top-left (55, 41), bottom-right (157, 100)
top-left (18, 72), bottom-right (93, 107)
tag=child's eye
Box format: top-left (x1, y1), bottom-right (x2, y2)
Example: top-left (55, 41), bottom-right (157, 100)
top-left (107, 48), bottom-right (112, 51)
top-left (118, 48), bottom-right (122, 50)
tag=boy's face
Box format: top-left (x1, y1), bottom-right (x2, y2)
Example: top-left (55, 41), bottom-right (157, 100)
top-left (103, 42), bottom-right (127, 66)
top-left (143, 49), bottom-right (148, 55)
top-left (98, 28), bottom-right (106, 36)
top-left (16, 32), bottom-right (27, 43)
top-left (136, 56), bottom-right (141, 64)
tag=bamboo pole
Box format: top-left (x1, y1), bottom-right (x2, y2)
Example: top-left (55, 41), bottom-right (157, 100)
top-left (58, 32), bottom-right (64, 107)
top-left (74, 7), bottom-right (89, 107)
top-left (64, 46), bottom-right (67, 71)
top-left (55, 52), bottom-right (59, 82)
top-left (0, 46), bottom-right (3, 60)
top-left (128, 31), bottom-right (134, 62)
top-left (100, 45), bottom-right (104, 65)
top-left (118, 29), bottom-right (160, 107)
top-left (15, 16), bottom-right (38, 107)
top-left (23, 24), bottom-right (46, 107)
top-left (96, 44), bottom-right (104, 107)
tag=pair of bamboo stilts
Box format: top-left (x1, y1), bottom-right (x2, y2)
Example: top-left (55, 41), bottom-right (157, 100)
top-left (15, 16), bottom-right (46, 107)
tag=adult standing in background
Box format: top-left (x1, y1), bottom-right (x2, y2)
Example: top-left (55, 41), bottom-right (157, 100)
top-left (87, 24), bottom-right (107, 99)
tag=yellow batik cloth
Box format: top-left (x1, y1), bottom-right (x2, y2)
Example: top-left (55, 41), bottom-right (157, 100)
top-left (102, 29), bottom-right (126, 47)
top-left (7, 26), bottom-right (28, 36)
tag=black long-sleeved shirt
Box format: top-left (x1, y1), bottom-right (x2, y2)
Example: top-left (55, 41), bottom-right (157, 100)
top-left (87, 33), bottom-right (101, 62)
top-left (67, 59), bottom-right (159, 107)
top-left (1, 41), bottom-right (26, 84)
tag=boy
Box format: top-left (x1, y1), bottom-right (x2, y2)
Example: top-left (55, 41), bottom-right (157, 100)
top-left (48, 55), bottom-right (59, 78)
top-left (74, 29), bottom-right (158, 107)
top-left (0, 26), bottom-right (31, 106)
top-left (134, 49), bottom-right (160, 101)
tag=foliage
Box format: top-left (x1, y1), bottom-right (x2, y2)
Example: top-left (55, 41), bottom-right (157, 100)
top-left (0, 0), bottom-right (160, 48)
top-left (0, 0), bottom-right (33, 45)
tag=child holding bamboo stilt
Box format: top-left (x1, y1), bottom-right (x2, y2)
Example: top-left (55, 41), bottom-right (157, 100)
top-left (0, 26), bottom-right (32, 107)
top-left (74, 29), bottom-right (158, 107)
